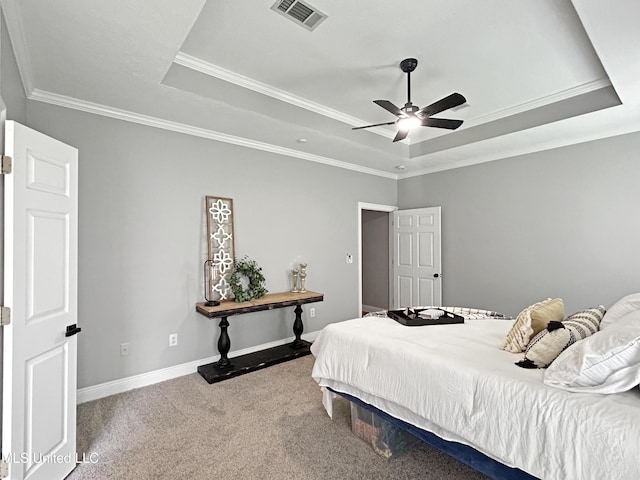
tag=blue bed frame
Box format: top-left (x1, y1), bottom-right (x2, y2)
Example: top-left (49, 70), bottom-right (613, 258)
top-left (335, 390), bottom-right (539, 480)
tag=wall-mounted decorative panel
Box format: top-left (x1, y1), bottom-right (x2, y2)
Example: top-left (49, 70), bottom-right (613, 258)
top-left (205, 196), bottom-right (235, 301)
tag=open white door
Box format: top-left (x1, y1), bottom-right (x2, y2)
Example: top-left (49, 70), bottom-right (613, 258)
top-left (392, 206), bottom-right (441, 309)
top-left (2, 121), bottom-right (78, 480)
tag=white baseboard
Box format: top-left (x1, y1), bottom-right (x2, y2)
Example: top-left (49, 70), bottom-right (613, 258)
top-left (76, 330), bottom-right (321, 404)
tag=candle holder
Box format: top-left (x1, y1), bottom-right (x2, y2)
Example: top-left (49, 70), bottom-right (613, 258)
top-left (290, 269), bottom-right (300, 293)
top-left (298, 263), bottom-right (307, 293)
top-left (203, 259), bottom-right (220, 306)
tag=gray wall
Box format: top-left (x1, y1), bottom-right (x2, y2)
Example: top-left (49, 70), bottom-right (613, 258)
top-left (398, 133), bottom-right (640, 317)
top-left (0, 15), bottom-right (25, 125)
top-left (362, 210), bottom-right (389, 310)
top-left (16, 101), bottom-right (397, 388)
top-left (3, 25), bottom-right (639, 389)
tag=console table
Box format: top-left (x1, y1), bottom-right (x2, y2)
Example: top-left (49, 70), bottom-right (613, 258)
top-left (195, 291), bottom-right (324, 383)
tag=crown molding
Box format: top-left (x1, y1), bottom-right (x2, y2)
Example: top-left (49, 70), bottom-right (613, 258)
top-left (174, 53), bottom-right (613, 146)
top-left (173, 52), bottom-right (397, 141)
top-left (0, 4), bottom-right (616, 175)
top-left (28, 89), bottom-right (397, 179)
top-left (465, 78), bottom-right (612, 127)
top-left (398, 103), bottom-right (640, 179)
top-left (1, 0), bottom-right (35, 96)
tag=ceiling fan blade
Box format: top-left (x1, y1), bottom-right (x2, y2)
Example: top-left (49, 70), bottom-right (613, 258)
top-left (417, 93), bottom-right (466, 117)
top-left (421, 117), bottom-right (464, 130)
top-left (352, 120), bottom-right (397, 131)
top-left (373, 100), bottom-right (404, 117)
top-left (393, 129), bottom-right (409, 142)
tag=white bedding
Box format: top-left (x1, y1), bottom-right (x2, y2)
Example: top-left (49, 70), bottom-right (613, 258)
top-left (310, 316), bottom-right (640, 480)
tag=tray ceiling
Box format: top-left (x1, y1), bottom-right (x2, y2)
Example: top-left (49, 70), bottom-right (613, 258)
top-left (3, 0), bottom-right (640, 177)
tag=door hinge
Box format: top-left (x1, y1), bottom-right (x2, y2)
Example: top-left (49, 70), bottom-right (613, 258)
top-left (1, 155), bottom-right (12, 174)
top-left (1, 306), bottom-right (10, 326)
top-left (0, 458), bottom-right (8, 478)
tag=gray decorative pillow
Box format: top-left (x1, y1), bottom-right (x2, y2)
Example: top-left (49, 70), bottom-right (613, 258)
top-left (516, 305), bottom-right (606, 369)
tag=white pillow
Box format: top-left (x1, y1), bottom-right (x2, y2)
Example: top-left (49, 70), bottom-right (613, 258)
top-left (544, 310), bottom-right (640, 393)
top-left (600, 292), bottom-right (640, 329)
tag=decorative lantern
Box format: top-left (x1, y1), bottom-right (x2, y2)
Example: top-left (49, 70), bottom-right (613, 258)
top-left (203, 259), bottom-right (220, 307)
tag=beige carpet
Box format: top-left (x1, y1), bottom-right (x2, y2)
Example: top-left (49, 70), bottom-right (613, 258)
top-left (67, 356), bottom-right (488, 479)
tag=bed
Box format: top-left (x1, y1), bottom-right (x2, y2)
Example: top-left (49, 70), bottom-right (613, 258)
top-left (310, 304), bottom-right (640, 480)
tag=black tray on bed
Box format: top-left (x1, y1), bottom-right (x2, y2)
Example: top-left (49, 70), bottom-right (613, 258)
top-left (387, 308), bottom-right (464, 326)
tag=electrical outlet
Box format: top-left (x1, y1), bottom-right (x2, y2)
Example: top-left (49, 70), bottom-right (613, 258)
top-left (309, 307), bottom-right (316, 317)
top-left (169, 333), bottom-right (178, 347)
top-left (120, 343), bottom-right (129, 356)
top-left (346, 253), bottom-right (353, 264)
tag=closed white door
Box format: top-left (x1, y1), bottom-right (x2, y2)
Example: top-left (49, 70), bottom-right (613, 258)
top-left (392, 206), bottom-right (441, 308)
top-left (2, 121), bottom-right (79, 480)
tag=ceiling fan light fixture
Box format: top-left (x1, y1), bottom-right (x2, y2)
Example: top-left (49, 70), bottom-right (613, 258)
top-left (351, 58), bottom-right (466, 143)
top-left (397, 116), bottom-right (421, 131)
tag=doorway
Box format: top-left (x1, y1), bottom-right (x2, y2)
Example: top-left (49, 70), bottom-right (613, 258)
top-left (358, 203), bottom-right (396, 315)
top-left (358, 203), bottom-right (443, 315)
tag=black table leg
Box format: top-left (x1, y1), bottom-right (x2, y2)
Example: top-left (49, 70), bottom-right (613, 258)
top-left (215, 316), bottom-right (233, 369)
top-left (291, 305), bottom-right (305, 349)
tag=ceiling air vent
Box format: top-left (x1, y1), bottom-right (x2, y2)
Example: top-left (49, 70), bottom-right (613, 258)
top-left (271, 0), bottom-right (327, 31)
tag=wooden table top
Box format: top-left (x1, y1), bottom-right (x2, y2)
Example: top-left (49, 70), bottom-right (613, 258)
top-left (195, 291), bottom-right (324, 318)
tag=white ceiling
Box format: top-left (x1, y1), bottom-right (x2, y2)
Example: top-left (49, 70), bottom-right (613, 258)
top-left (3, 0), bottom-right (640, 178)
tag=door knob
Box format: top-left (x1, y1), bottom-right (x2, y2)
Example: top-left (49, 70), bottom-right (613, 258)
top-left (433, 273), bottom-right (440, 278)
top-left (65, 324), bottom-right (82, 337)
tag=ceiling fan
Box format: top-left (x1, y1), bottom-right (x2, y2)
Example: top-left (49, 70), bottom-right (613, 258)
top-left (353, 58), bottom-right (467, 143)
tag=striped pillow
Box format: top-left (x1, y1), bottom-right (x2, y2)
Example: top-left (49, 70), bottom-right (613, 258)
top-left (516, 306), bottom-right (606, 369)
